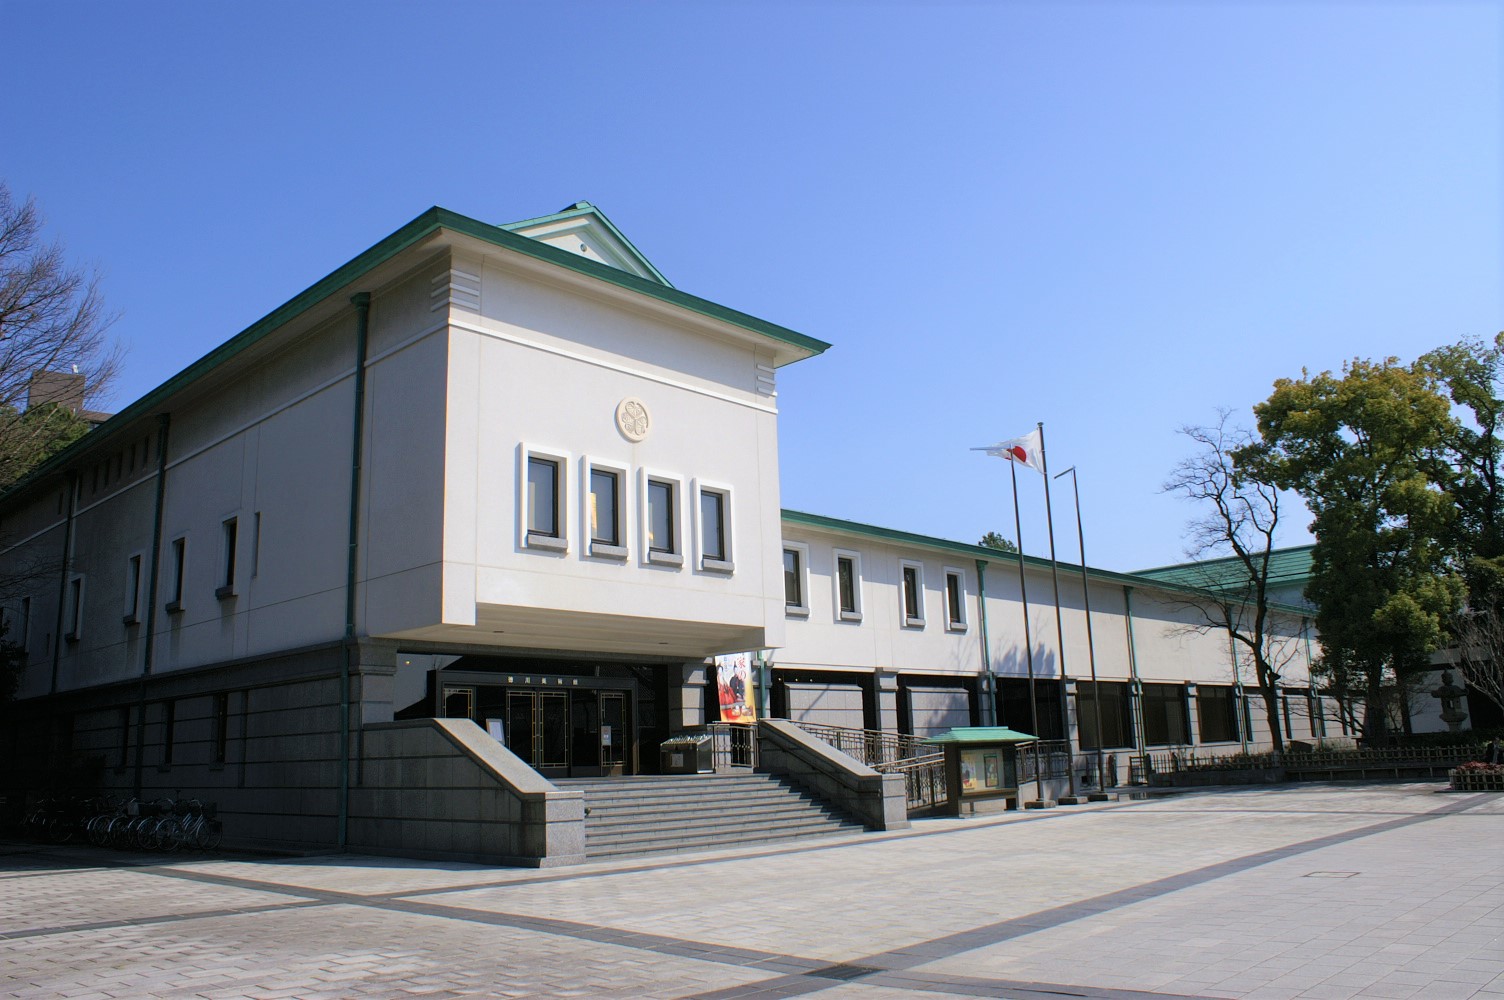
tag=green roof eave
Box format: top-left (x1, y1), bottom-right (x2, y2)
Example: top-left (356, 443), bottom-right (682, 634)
top-left (779, 509), bottom-right (1314, 617)
top-left (1, 206), bottom-right (831, 506)
top-left (924, 727), bottom-right (1038, 745)
top-left (500, 200), bottom-right (675, 288)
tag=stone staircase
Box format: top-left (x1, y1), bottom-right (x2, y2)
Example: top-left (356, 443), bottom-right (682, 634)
top-left (556, 772), bottom-right (867, 860)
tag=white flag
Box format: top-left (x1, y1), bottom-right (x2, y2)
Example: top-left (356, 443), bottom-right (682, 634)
top-left (975, 429), bottom-right (1045, 475)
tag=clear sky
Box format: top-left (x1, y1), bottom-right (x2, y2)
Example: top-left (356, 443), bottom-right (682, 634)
top-left (3, 1), bottom-right (1499, 572)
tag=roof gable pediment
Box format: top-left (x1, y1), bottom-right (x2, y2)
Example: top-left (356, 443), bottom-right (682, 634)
top-left (501, 201), bottom-right (673, 287)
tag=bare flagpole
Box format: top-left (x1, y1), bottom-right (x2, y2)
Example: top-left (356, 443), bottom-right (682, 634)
top-left (1008, 458), bottom-right (1045, 805)
top-left (1036, 422), bottom-right (1077, 799)
top-left (1056, 465), bottom-right (1105, 793)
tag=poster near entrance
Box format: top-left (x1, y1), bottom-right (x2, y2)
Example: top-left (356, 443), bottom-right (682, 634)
top-left (715, 652), bottom-right (757, 724)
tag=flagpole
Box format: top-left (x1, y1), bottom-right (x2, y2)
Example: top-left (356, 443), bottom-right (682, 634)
top-left (1009, 458), bottom-right (1046, 805)
top-left (1036, 421), bottom-right (1078, 799)
top-left (1056, 465), bottom-right (1106, 795)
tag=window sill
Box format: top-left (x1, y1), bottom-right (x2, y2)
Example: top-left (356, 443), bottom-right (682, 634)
top-left (122, 613), bottom-right (139, 626)
top-left (215, 585), bottom-right (235, 601)
top-left (63, 632), bottom-right (79, 644)
top-left (946, 621), bottom-right (968, 633)
top-left (838, 611), bottom-right (863, 623)
top-left (701, 557), bottom-right (735, 574)
top-left (156, 765), bottom-right (172, 773)
top-left (165, 600), bottom-right (183, 614)
top-left (647, 550), bottom-right (683, 567)
top-left (785, 606), bottom-right (810, 618)
top-left (588, 542), bottom-right (628, 560)
top-left (525, 532), bottom-right (568, 552)
top-left (903, 616), bottom-right (925, 629)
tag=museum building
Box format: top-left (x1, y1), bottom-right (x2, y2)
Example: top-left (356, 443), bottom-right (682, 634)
top-left (0, 202), bottom-right (1341, 863)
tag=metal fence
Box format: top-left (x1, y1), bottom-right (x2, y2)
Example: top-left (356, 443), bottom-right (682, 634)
top-left (1135, 743), bottom-right (1483, 783)
top-left (706, 723), bottom-right (757, 770)
top-left (881, 752), bottom-right (948, 812)
top-left (1018, 740), bottom-right (1073, 783)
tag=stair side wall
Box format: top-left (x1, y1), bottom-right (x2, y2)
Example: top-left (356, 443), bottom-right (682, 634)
top-left (757, 719), bottom-right (909, 831)
top-left (351, 717), bottom-right (585, 867)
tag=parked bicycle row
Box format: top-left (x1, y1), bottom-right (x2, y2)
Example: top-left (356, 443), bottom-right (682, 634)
top-left (20, 794), bottom-right (224, 852)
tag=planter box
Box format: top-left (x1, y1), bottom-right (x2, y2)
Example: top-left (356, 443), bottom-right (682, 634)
top-left (1448, 768), bottom-right (1504, 792)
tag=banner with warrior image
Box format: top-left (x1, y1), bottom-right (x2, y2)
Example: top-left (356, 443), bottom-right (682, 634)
top-left (714, 652), bottom-right (757, 724)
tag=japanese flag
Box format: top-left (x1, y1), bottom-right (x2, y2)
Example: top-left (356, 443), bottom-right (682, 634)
top-left (977, 429), bottom-right (1045, 475)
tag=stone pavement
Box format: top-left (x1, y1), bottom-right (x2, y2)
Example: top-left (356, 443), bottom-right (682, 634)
top-left (2, 782), bottom-right (1501, 1000)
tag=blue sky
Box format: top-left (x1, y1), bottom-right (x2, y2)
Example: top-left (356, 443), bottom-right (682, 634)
top-left (3, 1), bottom-right (1499, 571)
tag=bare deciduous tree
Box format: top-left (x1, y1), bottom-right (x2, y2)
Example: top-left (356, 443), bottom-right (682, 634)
top-left (1163, 410), bottom-right (1299, 753)
top-left (0, 182), bottom-right (121, 490)
top-left (1453, 609), bottom-right (1504, 715)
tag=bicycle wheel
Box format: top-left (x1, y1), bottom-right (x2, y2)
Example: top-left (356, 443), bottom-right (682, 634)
top-left (147, 817), bottom-right (178, 851)
top-left (195, 819), bottom-right (223, 852)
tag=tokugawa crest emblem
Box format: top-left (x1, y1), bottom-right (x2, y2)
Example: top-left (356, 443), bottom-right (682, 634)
top-left (616, 397), bottom-right (650, 442)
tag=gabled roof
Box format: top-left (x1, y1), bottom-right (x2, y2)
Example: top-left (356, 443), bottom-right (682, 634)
top-left (1133, 545), bottom-right (1315, 593)
top-left (780, 510), bottom-right (1313, 616)
top-left (501, 201), bottom-right (674, 287)
top-left (1, 206), bottom-right (830, 506)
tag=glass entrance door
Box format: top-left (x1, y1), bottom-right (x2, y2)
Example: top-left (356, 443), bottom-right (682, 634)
top-left (505, 691), bottom-right (569, 777)
top-left (600, 692), bottom-right (626, 776)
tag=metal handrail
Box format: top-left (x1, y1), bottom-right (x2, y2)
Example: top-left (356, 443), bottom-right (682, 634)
top-left (786, 721), bottom-right (936, 768)
top-left (880, 752), bottom-right (948, 811)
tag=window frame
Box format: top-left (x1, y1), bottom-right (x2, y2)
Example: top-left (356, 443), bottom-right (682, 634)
top-left (783, 543), bottom-right (811, 617)
top-left (899, 560), bottom-right (926, 628)
top-left (520, 445), bottom-right (570, 553)
top-left (1075, 680), bottom-right (1136, 751)
top-left (216, 515), bottom-right (239, 600)
top-left (17, 595), bottom-right (30, 652)
top-left (833, 549), bottom-right (863, 622)
top-left (1195, 683), bottom-right (1241, 744)
top-left (64, 574), bottom-right (84, 643)
top-left (123, 552), bottom-right (143, 625)
top-left (166, 535), bottom-right (187, 613)
top-left (943, 566), bottom-right (968, 631)
top-left (1141, 682), bottom-right (1191, 747)
top-left (692, 479), bottom-right (733, 573)
top-left (582, 457), bottom-right (629, 560)
top-left (640, 469), bottom-right (684, 567)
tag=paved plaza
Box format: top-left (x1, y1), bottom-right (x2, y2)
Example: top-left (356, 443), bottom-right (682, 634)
top-left (2, 782), bottom-right (1501, 1000)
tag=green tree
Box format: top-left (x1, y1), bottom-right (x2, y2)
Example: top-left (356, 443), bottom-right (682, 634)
top-left (1242, 358), bottom-right (1465, 742)
top-left (977, 531), bottom-right (1018, 553)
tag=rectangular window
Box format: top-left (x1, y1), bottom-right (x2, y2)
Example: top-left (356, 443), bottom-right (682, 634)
top-left (123, 555), bottom-right (142, 624)
top-left (698, 487), bottom-right (730, 569)
top-left (167, 537), bottom-right (186, 612)
top-left (900, 561), bottom-right (924, 627)
top-left (527, 456), bottom-right (560, 538)
top-left (1197, 685), bottom-right (1240, 743)
top-left (17, 595), bottom-right (29, 649)
top-left (944, 569), bottom-right (966, 629)
top-left (783, 547), bottom-right (806, 612)
top-left (251, 512), bottom-right (262, 577)
top-left (212, 692), bottom-right (230, 766)
top-left (64, 576), bottom-right (83, 642)
top-left (1076, 681), bottom-right (1134, 750)
top-left (217, 517), bottom-right (238, 598)
top-left (580, 469), bottom-right (616, 547)
top-left (640, 475), bottom-right (682, 562)
top-left (835, 551), bottom-right (862, 621)
top-left (1310, 690), bottom-right (1326, 738)
top-left (1141, 683), bottom-right (1190, 746)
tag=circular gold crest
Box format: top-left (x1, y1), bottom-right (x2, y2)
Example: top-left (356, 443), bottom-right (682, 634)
top-left (616, 397), bottom-right (650, 442)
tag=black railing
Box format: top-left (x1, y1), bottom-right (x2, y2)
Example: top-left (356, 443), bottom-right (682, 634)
top-left (882, 752), bottom-right (948, 811)
top-left (1018, 740), bottom-right (1072, 782)
top-left (1135, 743), bottom-right (1481, 782)
top-left (787, 722), bottom-right (935, 767)
top-left (706, 723), bottom-right (757, 770)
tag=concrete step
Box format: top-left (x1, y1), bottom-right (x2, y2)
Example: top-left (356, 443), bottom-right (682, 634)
top-left (566, 772), bottom-right (865, 859)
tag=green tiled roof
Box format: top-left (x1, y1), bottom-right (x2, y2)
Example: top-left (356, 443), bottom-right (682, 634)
top-left (1133, 545), bottom-right (1314, 592)
top-left (924, 727), bottom-right (1038, 744)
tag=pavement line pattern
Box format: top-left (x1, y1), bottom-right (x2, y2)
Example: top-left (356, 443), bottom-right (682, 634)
top-left (6, 789), bottom-right (1491, 1000)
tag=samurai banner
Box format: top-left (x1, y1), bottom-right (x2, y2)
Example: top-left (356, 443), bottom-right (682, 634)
top-left (715, 652), bottom-right (757, 724)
